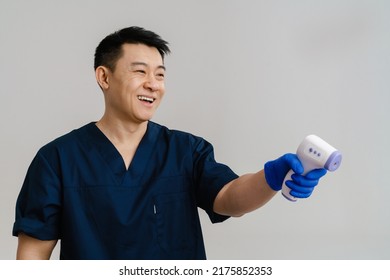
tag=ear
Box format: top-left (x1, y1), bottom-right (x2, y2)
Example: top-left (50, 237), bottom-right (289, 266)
top-left (95, 66), bottom-right (110, 90)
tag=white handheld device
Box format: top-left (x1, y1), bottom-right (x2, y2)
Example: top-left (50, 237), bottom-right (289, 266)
top-left (282, 135), bottom-right (342, 202)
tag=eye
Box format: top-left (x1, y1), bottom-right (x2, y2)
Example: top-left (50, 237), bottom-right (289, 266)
top-left (135, 69), bottom-right (146, 74)
top-left (156, 72), bottom-right (165, 80)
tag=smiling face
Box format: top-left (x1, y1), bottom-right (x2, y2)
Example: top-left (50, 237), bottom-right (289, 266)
top-left (96, 43), bottom-right (166, 125)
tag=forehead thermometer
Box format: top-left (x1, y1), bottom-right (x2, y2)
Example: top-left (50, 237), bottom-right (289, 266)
top-left (282, 135), bottom-right (342, 202)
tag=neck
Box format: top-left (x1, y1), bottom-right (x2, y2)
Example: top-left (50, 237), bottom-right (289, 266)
top-left (95, 116), bottom-right (148, 170)
top-left (96, 115), bottom-right (148, 145)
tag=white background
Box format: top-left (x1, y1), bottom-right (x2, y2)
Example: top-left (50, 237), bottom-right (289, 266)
top-left (1, 0), bottom-right (389, 259)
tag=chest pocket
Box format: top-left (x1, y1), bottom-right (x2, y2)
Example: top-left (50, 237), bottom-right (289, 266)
top-left (154, 191), bottom-right (200, 259)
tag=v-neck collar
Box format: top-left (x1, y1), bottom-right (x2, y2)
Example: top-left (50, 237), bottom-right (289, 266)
top-left (85, 121), bottom-right (161, 186)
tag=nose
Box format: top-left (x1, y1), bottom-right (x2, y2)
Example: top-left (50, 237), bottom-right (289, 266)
top-left (144, 74), bottom-right (162, 92)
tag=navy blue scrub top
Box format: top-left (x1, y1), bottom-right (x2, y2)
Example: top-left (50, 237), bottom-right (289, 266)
top-left (13, 122), bottom-right (238, 259)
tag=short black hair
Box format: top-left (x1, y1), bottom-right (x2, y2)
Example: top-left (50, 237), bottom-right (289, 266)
top-left (94, 26), bottom-right (170, 71)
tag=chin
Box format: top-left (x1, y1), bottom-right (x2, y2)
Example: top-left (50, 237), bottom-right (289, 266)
top-left (134, 114), bottom-right (155, 123)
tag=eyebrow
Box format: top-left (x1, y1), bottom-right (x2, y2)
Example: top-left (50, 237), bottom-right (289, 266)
top-left (130, 62), bottom-right (166, 71)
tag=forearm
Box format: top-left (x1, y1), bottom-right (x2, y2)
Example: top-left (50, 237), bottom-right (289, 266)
top-left (16, 233), bottom-right (57, 260)
top-left (213, 170), bottom-right (277, 217)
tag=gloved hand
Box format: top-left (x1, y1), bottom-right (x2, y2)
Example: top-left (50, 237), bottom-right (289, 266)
top-left (264, 153), bottom-right (327, 198)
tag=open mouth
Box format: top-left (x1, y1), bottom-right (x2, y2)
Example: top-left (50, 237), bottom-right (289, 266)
top-left (137, 95), bottom-right (155, 104)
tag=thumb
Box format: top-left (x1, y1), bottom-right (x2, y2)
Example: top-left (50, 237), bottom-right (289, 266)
top-left (284, 153), bottom-right (304, 174)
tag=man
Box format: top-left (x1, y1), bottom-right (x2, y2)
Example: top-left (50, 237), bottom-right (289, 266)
top-left (13, 26), bottom-right (326, 260)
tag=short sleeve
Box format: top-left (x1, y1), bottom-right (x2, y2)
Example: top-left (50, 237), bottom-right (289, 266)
top-left (13, 150), bottom-right (62, 240)
top-left (192, 138), bottom-right (239, 223)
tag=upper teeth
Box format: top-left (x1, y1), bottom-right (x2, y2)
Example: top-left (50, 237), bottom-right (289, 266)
top-left (138, 96), bottom-right (154, 102)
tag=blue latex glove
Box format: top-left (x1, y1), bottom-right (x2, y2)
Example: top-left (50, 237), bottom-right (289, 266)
top-left (264, 153), bottom-right (327, 198)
